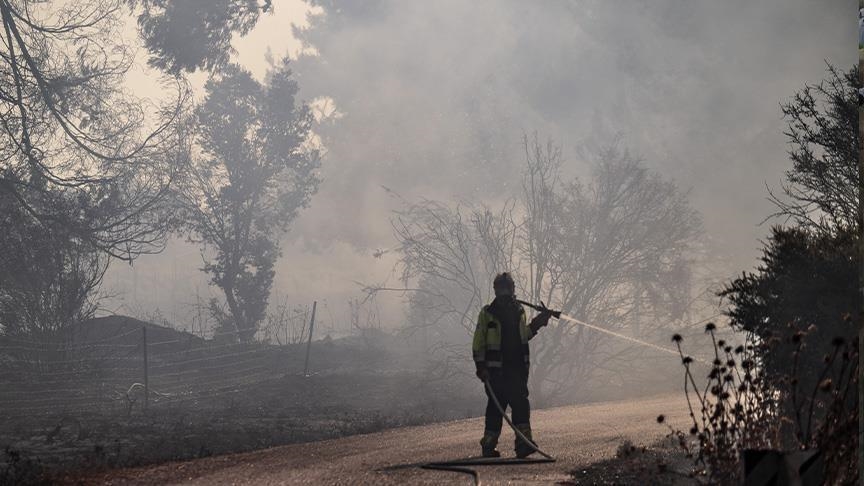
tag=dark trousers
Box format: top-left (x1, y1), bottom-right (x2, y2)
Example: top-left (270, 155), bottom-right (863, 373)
top-left (484, 365), bottom-right (530, 433)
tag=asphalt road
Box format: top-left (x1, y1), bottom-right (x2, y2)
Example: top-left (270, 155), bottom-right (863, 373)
top-left (79, 393), bottom-right (691, 485)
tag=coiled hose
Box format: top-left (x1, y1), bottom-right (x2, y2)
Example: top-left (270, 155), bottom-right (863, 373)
top-left (419, 378), bottom-right (556, 485)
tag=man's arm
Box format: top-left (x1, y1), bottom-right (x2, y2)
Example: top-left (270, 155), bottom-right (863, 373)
top-left (528, 311), bottom-right (552, 338)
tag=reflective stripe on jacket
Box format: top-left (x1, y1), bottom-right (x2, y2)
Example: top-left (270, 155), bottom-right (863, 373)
top-left (472, 302), bottom-right (536, 368)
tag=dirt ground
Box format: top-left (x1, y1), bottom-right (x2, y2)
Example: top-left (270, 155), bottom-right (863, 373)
top-left (47, 393), bottom-right (694, 485)
top-left (1, 318), bottom-right (690, 485)
top-left (0, 370), bottom-right (479, 484)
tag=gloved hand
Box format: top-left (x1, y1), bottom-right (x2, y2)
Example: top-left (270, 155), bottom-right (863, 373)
top-left (529, 311), bottom-right (552, 333)
top-left (476, 366), bottom-right (490, 382)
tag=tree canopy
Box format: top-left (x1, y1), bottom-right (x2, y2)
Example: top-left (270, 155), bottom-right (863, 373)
top-left (0, 0), bottom-right (189, 261)
top-left (129, 0), bottom-right (272, 74)
top-left (178, 59), bottom-right (320, 341)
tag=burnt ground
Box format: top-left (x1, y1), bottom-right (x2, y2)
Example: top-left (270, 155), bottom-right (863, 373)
top-left (567, 435), bottom-right (701, 485)
top-left (1, 316), bottom-right (689, 485)
top-left (1, 370), bottom-right (478, 484)
top-left (45, 393), bottom-right (695, 485)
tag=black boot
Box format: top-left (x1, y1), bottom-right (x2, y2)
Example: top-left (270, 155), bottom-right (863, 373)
top-left (514, 423), bottom-right (536, 458)
top-left (480, 430), bottom-right (501, 458)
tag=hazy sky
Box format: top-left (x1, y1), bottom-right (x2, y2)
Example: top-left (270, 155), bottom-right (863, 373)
top-left (106, 0), bottom-right (855, 335)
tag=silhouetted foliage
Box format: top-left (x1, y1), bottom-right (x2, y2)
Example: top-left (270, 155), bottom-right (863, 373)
top-left (129, 0), bottom-right (272, 74)
top-left (667, 325), bottom-right (857, 484)
top-left (719, 227), bottom-right (858, 394)
top-left (719, 65), bottom-right (860, 438)
top-left (0, 0), bottom-right (188, 261)
top-left (0, 194), bottom-right (106, 340)
top-left (696, 63), bottom-right (861, 484)
top-left (178, 60), bottom-right (320, 342)
top-left (769, 63), bottom-right (860, 234)
top-left (0, 0), bottom-right (189, 340)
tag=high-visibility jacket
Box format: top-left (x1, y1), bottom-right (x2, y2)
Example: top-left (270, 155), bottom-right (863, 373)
top-left (472, 302), bottom-right (537, 368)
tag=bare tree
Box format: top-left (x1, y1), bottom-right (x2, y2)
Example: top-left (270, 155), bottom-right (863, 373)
top-left (348, 296), bottom-right (382, 348)
top-left (260, 297), bottom-right (310, 345)
top-left (768, 63), bottom-right (859, 235)
top-left (528, 140), bottom-right (701, 402)
top-left (393, 201), bottom-right (485, 335)
top-left (385, 135), bottom-right (702, 404)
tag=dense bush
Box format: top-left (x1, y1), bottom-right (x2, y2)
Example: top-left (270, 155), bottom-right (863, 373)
top-left (719, 227), bottom-right (859, 404)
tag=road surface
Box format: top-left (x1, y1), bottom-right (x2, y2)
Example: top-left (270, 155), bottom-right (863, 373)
top-left (76, 393), bottom-right (691, 485)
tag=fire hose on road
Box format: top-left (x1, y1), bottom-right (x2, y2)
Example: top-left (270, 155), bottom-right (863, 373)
top-left (418, 301), bottom-right (715, 484)
top-left (420, 378), bottom-right (555, 484)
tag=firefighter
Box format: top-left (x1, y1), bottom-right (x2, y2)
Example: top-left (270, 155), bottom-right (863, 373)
top-left (472, 272), bottom-right (552, 458)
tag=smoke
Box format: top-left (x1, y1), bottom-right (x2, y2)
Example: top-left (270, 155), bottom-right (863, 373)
top-left (108, 0), bottom-right (854, 331)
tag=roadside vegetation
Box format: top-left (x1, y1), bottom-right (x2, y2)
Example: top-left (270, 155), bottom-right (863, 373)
top-left (653, 64), bottom-right (860, 485)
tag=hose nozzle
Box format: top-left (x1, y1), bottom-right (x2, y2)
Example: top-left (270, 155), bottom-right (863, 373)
top-left (516, 299), bottom-right (562, 319)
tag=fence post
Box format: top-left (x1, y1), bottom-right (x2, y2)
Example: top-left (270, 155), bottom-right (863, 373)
top-left (142, 325), bottom-right (149, 412)
top-left (303, 301), bottom-right (317, 377)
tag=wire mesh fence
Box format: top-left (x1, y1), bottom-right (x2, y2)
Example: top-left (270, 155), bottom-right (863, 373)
top-left (0, 315), bottom-right (485, 483)
top-left (0, 318), bottom-right (298, 419)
